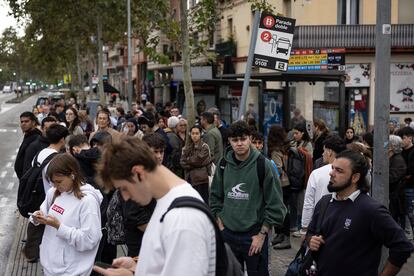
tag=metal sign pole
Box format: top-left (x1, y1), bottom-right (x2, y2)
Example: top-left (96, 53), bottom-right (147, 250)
top-left (239, 10), bottom-right (261, 120)
top-left (372, 0), bottom-right (391, 270)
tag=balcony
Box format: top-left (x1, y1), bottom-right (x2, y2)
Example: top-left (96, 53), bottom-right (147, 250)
top-left (292, 24), bottom-right (414, 49)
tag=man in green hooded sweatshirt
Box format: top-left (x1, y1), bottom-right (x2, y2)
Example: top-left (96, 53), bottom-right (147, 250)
top-left (210, 120), bottom-right (286, 276)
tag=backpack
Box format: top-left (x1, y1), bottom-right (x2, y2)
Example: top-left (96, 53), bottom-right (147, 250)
top-left (286, 147), bottom-right (306, 192)
top-left (287, 147), bottom-right (313, 192)
top-left (160, 196), bottom-right (243, 276)
top-left (17, 152), bottom-right (58, 218)
top-left (219, 154), bottom-right (266, 188)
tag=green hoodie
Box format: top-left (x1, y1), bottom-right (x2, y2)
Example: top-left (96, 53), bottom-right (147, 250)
top-left (210, 146), bottom-right (286, 232)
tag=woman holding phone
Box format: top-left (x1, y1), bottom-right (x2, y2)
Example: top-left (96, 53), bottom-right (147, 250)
top-left (30, 153), bottom-right (103, 276)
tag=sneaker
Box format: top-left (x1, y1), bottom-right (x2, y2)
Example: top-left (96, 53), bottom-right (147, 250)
top-left (273, 237), bottom-right (291, 250)
top-left (292, 230), bottom-right (302, 238)
top-left (271, 233), bottom-right (285, 245)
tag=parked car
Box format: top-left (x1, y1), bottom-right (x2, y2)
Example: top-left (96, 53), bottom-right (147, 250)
top-left (2, 85), bottom-right (11, 93)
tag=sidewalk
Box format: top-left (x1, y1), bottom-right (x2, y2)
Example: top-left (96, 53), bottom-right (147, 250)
top-left (269, 233), bottom-right (414, 275)
top-left (5, 215), bottom-right (128, 276)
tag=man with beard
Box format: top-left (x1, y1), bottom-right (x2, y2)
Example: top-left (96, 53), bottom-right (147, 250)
top-left (307, 150), bottom-right (414, 276)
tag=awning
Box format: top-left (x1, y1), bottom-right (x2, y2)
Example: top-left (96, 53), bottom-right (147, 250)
top-left (93, 80), bottom-right (120, 94)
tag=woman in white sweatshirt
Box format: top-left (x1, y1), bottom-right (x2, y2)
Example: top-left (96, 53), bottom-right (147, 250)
top-left (31, 153), bottom-right (103, 276)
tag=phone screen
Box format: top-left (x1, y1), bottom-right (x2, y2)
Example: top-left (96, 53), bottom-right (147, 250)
top-left (94, 261), bottom-right (112, 269)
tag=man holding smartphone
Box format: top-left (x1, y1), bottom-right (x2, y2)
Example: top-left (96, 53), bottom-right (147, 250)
top-left (93, 137), bottom-right (216, 276)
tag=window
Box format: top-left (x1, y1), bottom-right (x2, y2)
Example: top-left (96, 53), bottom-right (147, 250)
top-left (227, 18), bottom-right (233, 39)
top-left (338, 0), bottom-right (359, 24)
top-left (163, 44), bottom-right (169, 55)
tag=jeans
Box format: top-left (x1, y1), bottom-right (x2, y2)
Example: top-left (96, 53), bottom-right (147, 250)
top-left (406, 188), bottom-right (414, 233)
top-left (222, 227), bottom-right (269, 276)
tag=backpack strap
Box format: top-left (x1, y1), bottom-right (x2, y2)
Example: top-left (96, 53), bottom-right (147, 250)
top-left (219, 155), bottom-right (266, 190)
top-left (160, 196), bottom-right (228, 274)
top-left (40, 152), bottom-right (59, 170)
top-left (256, 154), bottom-right (265, 190)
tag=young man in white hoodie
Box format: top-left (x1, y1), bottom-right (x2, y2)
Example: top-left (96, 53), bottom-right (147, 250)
top-left (94, 136), bottom-right (216, 276)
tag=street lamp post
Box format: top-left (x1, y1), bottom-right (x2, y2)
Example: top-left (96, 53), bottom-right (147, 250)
top-left (127, 0), bottom-right (133, 110)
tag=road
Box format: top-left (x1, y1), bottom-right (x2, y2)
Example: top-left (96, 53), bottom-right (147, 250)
top-left (0, 92), bottom-right (36, 273)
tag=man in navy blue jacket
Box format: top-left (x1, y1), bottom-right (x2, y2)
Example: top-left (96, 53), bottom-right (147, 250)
top-left (307, 150), bottom-right (414, 276)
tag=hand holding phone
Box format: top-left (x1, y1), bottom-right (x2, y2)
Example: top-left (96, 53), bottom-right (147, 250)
top-left (94, 261), bottom-right (113, 269)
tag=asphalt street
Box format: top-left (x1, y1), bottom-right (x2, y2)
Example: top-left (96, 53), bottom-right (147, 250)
top-left (0, 92), bottom-right (36, 273)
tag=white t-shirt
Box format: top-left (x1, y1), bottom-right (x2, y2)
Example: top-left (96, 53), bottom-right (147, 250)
top-left (32, 148), bottom-right (58, 193)
top-left (301, 164), bottom-right (332, 228)
top-left (136, 183), bottom-right (216, 276)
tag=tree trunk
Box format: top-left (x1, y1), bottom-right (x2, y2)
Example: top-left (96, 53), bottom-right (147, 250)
top-left (180, 0), bottom-right (195, 145)
top-left (75, 39), bottom-right (82, 92)
top-left (97, 14), bottom-right (105, 105)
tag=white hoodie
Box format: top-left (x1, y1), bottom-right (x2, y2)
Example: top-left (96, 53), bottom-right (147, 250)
top-left (31, 183), bottom-right (103, 276)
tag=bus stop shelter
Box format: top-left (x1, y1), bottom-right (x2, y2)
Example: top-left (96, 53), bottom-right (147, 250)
top-left (220, 70), bottom-right (347, 136)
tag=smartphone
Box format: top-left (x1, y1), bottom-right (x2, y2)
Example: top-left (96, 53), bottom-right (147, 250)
top-left (94, 261), bottom-right (112, 269)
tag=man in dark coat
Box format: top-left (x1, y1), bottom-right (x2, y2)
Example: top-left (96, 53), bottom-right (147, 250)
top-left (15, 112), bottom-right (41, 179)
top-left (22, 116), bottom-right (58, 173)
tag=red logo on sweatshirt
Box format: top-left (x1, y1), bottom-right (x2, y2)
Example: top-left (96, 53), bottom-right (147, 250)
top-left (51, 204), bottom-right (65, 215)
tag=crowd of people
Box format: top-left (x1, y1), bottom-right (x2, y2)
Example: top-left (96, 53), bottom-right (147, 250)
top-left (13, 95), bottom-right (414, 275)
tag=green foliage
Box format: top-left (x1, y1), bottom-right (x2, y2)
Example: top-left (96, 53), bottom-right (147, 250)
top-left (248, 0), bottom-right (276, 13)
top-left (1, 0), bottom-right (221, 81)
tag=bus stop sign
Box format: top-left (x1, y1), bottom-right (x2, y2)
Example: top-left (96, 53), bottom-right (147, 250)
top-left (253, 13), bottom-right (296, 72)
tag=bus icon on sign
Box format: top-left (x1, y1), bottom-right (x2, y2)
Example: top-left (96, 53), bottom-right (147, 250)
top-left (276, 37), bottom-right (291, 55)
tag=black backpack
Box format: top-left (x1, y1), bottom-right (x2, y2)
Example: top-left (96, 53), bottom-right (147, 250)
top-left (17, 152), bottom-right (58, 218)
top-left (287, 147), bottom-right (306, 192)
top-left (160, 196), bottom-right (243, 276)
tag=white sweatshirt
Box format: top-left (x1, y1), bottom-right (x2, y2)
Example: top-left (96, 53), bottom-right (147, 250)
top-left (301, 164), bottom-right (332, 228)
top-left (32, 183), bottom-right (103, 276)
top-left (136, 183), bottom-right (216, 276)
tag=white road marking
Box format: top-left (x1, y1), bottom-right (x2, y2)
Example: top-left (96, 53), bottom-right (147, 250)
top-left (10, 155), bottom-right (16, 160)
top-left (0, 129), bottom-right (18, 133)
top-left (15, 148), bottom-right (19, 153)
top-left (0, 106), bottom-right (13, 114)
top-left (0, 197), bottom-right (7, 208)
top-left (6, 162), bottom-right (12, 168)
top-left (13, 172), bottom-right (17, 178)
top-left (0, 171), bottom-right (6, 178)
top-left (7, 182), bottom-right (14, 190)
